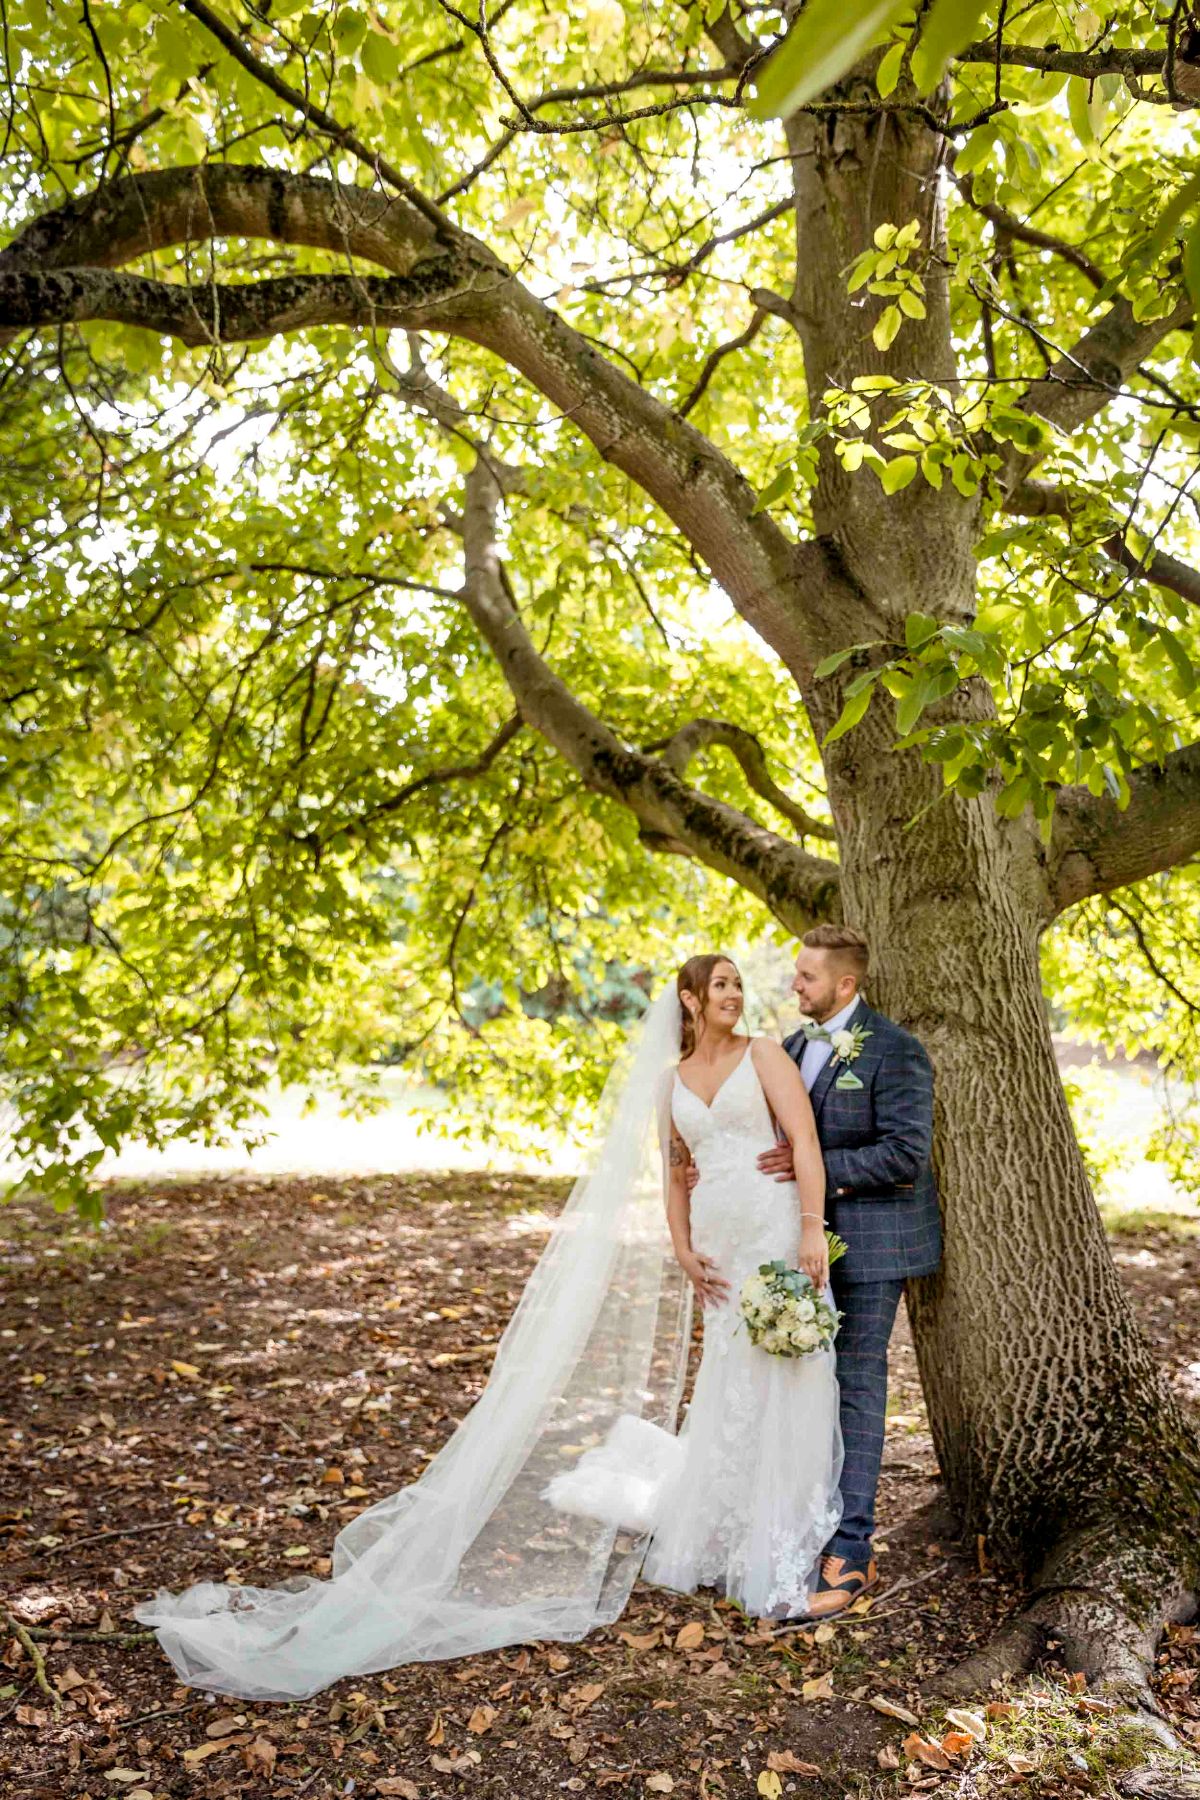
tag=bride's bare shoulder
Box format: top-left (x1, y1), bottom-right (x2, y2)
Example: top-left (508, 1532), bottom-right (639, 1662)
top-left (749, 1037), bottom-right (799, 1075)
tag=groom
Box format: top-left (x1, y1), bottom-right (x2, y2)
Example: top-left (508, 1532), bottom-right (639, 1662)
top-left (758, 923), bottom-right (940, 1621)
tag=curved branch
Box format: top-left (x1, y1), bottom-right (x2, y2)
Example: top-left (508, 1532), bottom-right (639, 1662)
top-left (456, 461), bottom-right (840, 931)
top-left (643, 718), bottom-right (834, 840)
top-left (177, 0), bottom-right (450, 235)
top-left (952, 173), bottom-right (1106, 289)
top-left (0, 161), bottom-right (830, 683)
top-left (1046, 742), bottom-right (1200, 916)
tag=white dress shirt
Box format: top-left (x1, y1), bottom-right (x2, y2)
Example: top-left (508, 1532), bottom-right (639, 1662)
top-left (798, 993), bottom-right (862, 1093)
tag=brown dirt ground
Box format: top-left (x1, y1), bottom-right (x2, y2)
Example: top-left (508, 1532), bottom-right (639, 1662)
top-left (1, 1173), bottom-right (1198, 1800)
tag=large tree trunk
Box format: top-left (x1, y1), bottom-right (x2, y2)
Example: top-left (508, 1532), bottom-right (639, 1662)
top-left (808, 678), bottom-right (1200, 1706)
top-left (785, 73), bottom-right (1200, 1710)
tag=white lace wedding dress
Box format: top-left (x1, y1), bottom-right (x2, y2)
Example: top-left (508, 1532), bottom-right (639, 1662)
top-left (546, 1043), bottom-right (844, 1618)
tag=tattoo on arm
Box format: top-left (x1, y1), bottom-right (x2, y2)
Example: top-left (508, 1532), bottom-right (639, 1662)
top-left (669, 1129), bottom-right (688, 1168)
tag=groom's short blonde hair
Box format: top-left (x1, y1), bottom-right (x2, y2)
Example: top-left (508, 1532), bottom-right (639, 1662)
top-left (802, 923), bottom-right (869, 984)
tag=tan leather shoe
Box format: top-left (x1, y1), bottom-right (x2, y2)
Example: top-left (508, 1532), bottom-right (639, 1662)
top-left (801, 1552), bottom-right (879, 1620)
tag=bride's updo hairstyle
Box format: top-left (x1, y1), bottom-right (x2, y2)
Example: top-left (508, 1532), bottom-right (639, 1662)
top-left (676, 953), bottom-right (741, 1059)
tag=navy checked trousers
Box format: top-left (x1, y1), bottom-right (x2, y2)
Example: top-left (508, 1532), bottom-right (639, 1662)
top-left (824, 1270), bottom-right (905, 1563)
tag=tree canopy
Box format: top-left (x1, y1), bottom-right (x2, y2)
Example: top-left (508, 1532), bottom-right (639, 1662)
top-left (2, 0), bottom-right (1199, 1209)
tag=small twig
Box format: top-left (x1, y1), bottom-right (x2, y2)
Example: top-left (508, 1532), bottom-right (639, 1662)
top-left (24, 1625), bottom-right (155, 1646)
top-left (118, 1699), bottom-right (205, 1730)
top-left (39, 1517), bottom-right (177, 1557)
top-left (0, 1605), bottom-right (61, 1710)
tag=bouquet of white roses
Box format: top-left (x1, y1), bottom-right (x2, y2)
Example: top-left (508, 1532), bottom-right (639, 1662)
top-left (739, 1232), bottom-right (847, 1358)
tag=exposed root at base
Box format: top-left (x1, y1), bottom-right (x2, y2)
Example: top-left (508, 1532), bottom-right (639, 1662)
top-left (924, 1550), bottom-right (1199, 1765)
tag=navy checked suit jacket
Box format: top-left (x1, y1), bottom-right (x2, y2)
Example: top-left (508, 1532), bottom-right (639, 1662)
top-left (782, 1001), bottom-right (941, 1285)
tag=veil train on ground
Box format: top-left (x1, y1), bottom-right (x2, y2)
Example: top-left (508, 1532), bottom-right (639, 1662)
top-left (135, 987), bottom-right (692, 1701)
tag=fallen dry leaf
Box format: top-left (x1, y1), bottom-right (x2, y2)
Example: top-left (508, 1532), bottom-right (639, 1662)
top-left (869, 1695), bottom-right (920, 1726)
top-left (1007, 1753), bottom-right (1039, 1775)
top-left (241, 1737), bottom-right (277, 1775)
top-left (182, 1742), bottom-right (228, 1765)
top-left (766, 1748), bottom-right (822, 1775)
top-left (756, 1773), bottom-right (783, 1799)
top-left (945, 1707), bottom-right (986, 1740)
top-left (985, 1701), bottom-right (1022, 1721)
top-left (877, 1744), bottom-right (901, 1770)
top-left (619, 1629), bottom-right (660, 1651)
top-left (675, 1621), bottom-right (705, 1651)
top-left (375, 1781), bottom-right (420, 1799)
top-left (467, 1704), bottom-right (496, 1734)
top-left (800, 1671), bottom-right (834, 1701)
top-left (425, 1711), bottom-right (446, 1746)
top-left (941, 1730), bottom-right (976, 1757)
top-left (902, 1733), bottom-right (951, 1771)
top-left (205, 1713), bottom-right (247, 1739)
top-left (170, 1360), bottom-right (201, 1379)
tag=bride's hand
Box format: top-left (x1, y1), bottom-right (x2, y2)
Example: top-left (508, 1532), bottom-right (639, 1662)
top-left (798, 1218), bottom-right (829, 1292)
top-left (681, 1251), bottom-right (731, 1308)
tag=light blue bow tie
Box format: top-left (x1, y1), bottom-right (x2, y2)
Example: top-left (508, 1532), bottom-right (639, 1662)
top-left (801, 1020), bottom-right (832, 1042)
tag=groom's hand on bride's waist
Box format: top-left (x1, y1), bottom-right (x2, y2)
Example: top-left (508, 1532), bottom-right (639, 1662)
top-left (756, 1143), bottom-right (795, 1183)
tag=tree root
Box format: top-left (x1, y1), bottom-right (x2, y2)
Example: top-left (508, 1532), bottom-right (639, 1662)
top-left (925, 1527), bottom-right (1199, 1778)
top-left (0, 1605), bottom-right (61, 1712)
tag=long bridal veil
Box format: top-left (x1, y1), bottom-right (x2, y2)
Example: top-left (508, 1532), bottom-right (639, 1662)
top-left (136, 986), bottom-right (692, 1700)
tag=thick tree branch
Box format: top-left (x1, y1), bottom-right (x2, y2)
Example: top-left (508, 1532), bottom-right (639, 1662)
top-left (177, 0), bottom-right (451, 235)
top-left (455, 461), bottom-right (840, 930)
top-left (1005, 478), bottom-right (1200, 609)
top-left (1016, 296), bottom-right (1194, 443)
top-left (0, 162), bottom-right (833, 682)
top-left (1047, 742), bottom-right (1200, 916)
top-left (643, 718), bottom-right (835, 840)
top-left (1002, 295), bottom-right (1193, 498)
top-left (953, 41), bottom-right (1198, 105)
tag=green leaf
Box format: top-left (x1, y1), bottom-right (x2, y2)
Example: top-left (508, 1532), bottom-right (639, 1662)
top-left (904, 611), bottom-right (941, 650)
top-left (1066, 75), bottom-right (1105, 149)
top-left (911, 0), bottom-right (990, 94)
top-left (873, 304), bottom-right (903, 351)
top-left (876, 39), bottom-right (905, 97)
top-left (1185, 219), bottom-right (1200, 314)
top-left (954, 124), bottom-right (994, 174)
top-left (813, 645), bottom-right (862, 679)
top-left (1158, 626), bottom-right (1197, 697)
top-left (751, 464), bottom-right (795, 514)
top-left (748, 0), bottom-right (911, 118)
top-left (879, 453), bottom-right (918, 493)
top-left (822, 680), bottom-right (876, 745)
top-left (896, 672), bottom-right (932, 734)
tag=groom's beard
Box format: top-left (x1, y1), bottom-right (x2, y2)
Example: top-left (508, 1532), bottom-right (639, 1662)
top-left (802, 988), bottom-right (857, 1025)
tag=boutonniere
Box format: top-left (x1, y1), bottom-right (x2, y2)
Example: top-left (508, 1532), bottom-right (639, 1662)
top-left (831, 1023), bottom-right (871, 1089)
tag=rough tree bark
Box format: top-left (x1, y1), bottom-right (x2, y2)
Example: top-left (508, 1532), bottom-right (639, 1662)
top-left (3, 27), bottom-right (1200, 1721)
top-left (783, 81), bottom-right (1200, 1711)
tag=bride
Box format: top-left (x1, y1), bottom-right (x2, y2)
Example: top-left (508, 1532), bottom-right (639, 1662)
top-left (136, 953), bottom-right (843, 1700)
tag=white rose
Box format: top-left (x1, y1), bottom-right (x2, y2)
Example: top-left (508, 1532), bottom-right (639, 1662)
top-left (831, 1029), bottom-right (856, 1057)
top-left (796, 1297), bottom-right (816, 1321)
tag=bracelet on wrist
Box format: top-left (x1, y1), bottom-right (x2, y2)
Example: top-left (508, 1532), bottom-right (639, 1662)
top-left (800, 1212), bottom-right (825, 1222)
